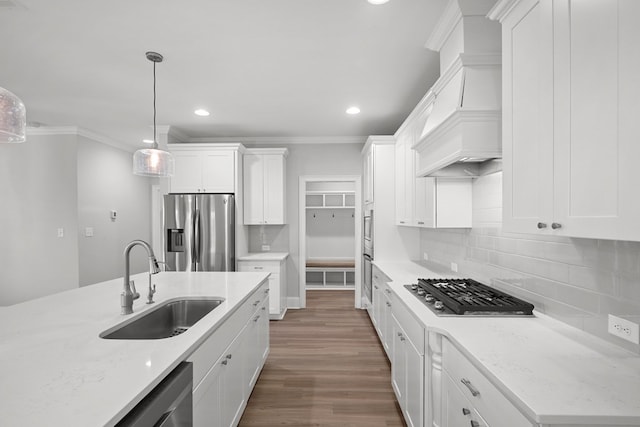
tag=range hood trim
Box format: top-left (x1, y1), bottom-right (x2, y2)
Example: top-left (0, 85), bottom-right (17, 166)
top-left (413, 109), bottom-right (501, 178)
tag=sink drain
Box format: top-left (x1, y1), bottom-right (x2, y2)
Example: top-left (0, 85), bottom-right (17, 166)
top-left (169, 327), bottom-right (189, 337)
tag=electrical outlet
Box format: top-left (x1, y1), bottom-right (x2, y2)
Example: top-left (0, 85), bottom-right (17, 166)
top-left (451, 262), bottom-right (458, 273)
top-left (85, 227), bottom-right (94, 237)
top-left (57, 228), bottom-right (64, 238)
top-left (423, 252), bottom-right (428, 261)
top-left (261, 244), bottom-right (270, 251)
top-left (608, 314), bottom-right (640, 344)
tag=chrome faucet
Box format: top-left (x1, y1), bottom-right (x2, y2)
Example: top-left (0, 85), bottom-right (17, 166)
top-left (122, 239), bottom-right (161, 315)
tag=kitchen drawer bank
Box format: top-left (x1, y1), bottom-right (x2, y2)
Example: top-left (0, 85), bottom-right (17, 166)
top-left (371, 260), bottom-right (640, 427)
top-left (0, 271), bottom-right (269, 427)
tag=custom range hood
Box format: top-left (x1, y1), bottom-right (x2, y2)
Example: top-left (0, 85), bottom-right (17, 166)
top-left (413, 0), bottom-right (502, 178)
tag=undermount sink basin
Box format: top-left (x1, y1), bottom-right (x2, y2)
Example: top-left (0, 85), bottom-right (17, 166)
top-left (100, 297), bottom-right (225, 340)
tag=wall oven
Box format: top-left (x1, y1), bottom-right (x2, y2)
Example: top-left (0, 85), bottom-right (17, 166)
top-left (363, 210), bottom-right (373, 304)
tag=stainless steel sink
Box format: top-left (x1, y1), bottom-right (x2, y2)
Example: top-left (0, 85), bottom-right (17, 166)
top-left (100, 297), bottom-right (225, 340)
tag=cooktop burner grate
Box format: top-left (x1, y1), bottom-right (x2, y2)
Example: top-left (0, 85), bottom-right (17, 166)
top-left (417, 278), bottom-right (534, 315)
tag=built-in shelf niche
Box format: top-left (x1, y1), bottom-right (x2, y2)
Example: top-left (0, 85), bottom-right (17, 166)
top-left (305, 190), bottom-right (356, 209)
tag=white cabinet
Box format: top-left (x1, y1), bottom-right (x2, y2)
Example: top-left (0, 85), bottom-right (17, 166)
top-left (170, 145), bottom-right (239, 193)
top-left (238, 257), bottom-right (287, 320)
top-left (363, 146), bottom-right (374, 205)
top-left (495, 0), bottom-right (640, 241)
top-left (395, 105), bottom-right (472, 228)
top-left (189, 282), bottom-right (270, 427)
top-left (441, 337), bottom-right (534, 427)
top-left (243, 148), bottom-right (287, 225)
top-left (371, 265), bottom-right (393, 359)
top-left (391, 297), bottom-right (425, 427)
top-left (362, 136), bottom-right (395, 209)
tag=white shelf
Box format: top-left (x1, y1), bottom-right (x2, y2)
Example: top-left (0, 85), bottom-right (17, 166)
top-left (305, 191), bottom-right (356, 209)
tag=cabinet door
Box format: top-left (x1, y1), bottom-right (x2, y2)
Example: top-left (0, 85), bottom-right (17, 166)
top-left (405, 338), bottom-right (424, 427)
top-left (263, 154), bottom-right (285, 224)
top-left (502, 0), bottom-right (554, 234)
top-left (243, 154), bottom-right (264, 224)
top-left (268, 274), bottom-right (280, 316)
top-left (246, 302), bottom-right (268, 390)
top-left (171, 151), bottom-right (203, 193)
top-left (395, 136), bottom-right (409, 225)
top-left (364, 147), bottom-right (374, 205)
top-left (193, 356), bottom-right (224, 427)
top-left (391, 316), bottom-right (407, 408)
top-left (382, 290), bottom-right (393, 357)
top-left (201, 150), bottom-right (235, 193)
top-left (414, 177), bottom-right (436, 228)
top-left (221, 326), bottom-right (248, 427)
top-left (553, 0), bottom-right (640, 240)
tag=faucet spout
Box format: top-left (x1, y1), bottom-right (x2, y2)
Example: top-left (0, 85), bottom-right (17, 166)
top-left (122, 239), bottom-right (161, 315)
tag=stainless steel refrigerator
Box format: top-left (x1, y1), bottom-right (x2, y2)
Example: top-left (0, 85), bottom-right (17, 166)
top-left (163, 194), bottom-right (235, 271)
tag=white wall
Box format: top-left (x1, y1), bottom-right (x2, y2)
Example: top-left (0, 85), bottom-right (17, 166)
top-left (245, 142), bottom-right (363, 301)
top-left (0, 131), bottom-right (153, 306)
top-left (77, 136), bottom-right (152, 286)
top-left (0, 134), bottom-right (80, 305)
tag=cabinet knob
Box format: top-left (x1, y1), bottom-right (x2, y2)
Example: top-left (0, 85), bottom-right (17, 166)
top-left (461, 378), bottom-right (480, 397)
top-left (226, 354), bottom-right (232, 359)
top-left (400, 336), bottom-right (405, 342)
top-left (253, 315), bottom-right (260, 322)
top-left (397, 332), bottom-right (402, 337)
top-left (262, 306), bottom-right (266, 311)
top-left (221, 360), bottom-right (228, 365)
top-left (470, 421), bottom-right (480, 427)
top-left (537, 222), bottom-right (547, 229)
top-left (386, 302), bottom-right (391, 307)
top-left (551, 222), bottom-right (562, 229)
top-left (400, 221), bottom-right (406, 224)
top-left (418, 221), bottom-right (425, 225)
top-left (374, 285), bottom-right (379, 290)
top-left (253, 300), bottom-right (260, 306)
top-left (462, 408), bottom-right (471, 416)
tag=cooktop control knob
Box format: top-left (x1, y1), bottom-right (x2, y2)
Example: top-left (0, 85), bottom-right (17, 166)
top-left (424, 294), bottom-right (435, 303)
top-left (417, 289), bottom-right (426, 296)
top-left (434, 301), bottom-right (444, 311)
top-left (410, 284), bottom-right (418, 291)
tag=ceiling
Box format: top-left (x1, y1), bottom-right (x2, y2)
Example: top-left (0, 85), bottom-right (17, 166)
top-left (0, 0), bottom-right (447, 149)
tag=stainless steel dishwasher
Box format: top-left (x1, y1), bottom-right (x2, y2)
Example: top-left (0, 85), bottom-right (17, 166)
top-left (116, 362), bottom-right (193, 427)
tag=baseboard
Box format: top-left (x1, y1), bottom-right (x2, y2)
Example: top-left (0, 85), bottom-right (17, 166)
top-left (287, 297), bottom-right (301, 309)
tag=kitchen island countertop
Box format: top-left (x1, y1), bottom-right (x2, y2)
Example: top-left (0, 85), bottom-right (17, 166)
top-left (0, 271), bottom-right (268, 427)
top-left (374, 259), bottom-right (640, 426)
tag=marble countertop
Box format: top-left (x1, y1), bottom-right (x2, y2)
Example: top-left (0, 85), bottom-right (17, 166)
top-left (0, 271), bottom-right (268, 427)
top-left (237, 252), bottom-right (289, 261)
top-left (374, 260), bottom-right (640, 426)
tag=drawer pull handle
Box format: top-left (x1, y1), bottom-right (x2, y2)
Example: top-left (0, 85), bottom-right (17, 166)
top-left (261, 307), bottom-right (266, 311)
top-left (221, 360), bottom-right (228, 365)
top-left (385, 289), bottom-right (391, 294)
top-left (551, 222), bottom-right (562, 229)
top-left (400, 336), bottom-right (405, 342)
top-left (253, 300), bottom-right (260, 306)
top-left (462, 408), bottom-right (471, 416)
top-left (418, 221), bottom-right (425, 225)
top-left (254, 266), bottom-right (263, 270)
top-left (374, 285), bottom-right (379, 289)
top-left (386, 302), bottom-right (391, 307)
top-left (226, 354), bottom-right (232, 360)
top-left (537, 222), bottom-right (547, 229)
top-left (461, 378), bottom-right (480, 397)
top-left (397, 332), bottom-right (402, 337)
top-left (470, 421), bottom-right (480, 427)
top-left (264, 288), bottom-right (270, 293)
top-left (253, 315), bottom-right (260, 322)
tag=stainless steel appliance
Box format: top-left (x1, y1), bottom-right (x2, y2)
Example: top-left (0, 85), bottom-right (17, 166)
top-left (363, 210), bottom-right (373, 303)
top-left (116, 362), bottom-right (193, 426)
top-left (163, 194), bottom-right (235, 272)
top-left (405, 278), bottom-right (534, 316)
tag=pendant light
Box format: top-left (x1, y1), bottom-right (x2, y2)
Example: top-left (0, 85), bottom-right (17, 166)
top-left (0, 86), bottom-right (26, 143)
top-left (133, 51), bottom-right (175, 177)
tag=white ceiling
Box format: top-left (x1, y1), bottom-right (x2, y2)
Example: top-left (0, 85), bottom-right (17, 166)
top-left (0, 0), bottom-right (447, 149)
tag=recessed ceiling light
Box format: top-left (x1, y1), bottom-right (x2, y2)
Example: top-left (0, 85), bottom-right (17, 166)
top-left (194, 109), bottom-right (210, 117)
top-left (142, 139), bottom-right (155, 144)
top-left (346, 106), bottom-right (361, 115)
top-left (367, 0), bottom-right (390, 4)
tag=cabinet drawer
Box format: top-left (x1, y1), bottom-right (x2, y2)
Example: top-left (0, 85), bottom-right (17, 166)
top-left (442, 338), bottom-right (534, 427)
top-left (238, 261), bottom-right (280, 274)
top-left (391, 297), bottom-right (424, 354)
top-left (372, 265), bottom-right (390, 285)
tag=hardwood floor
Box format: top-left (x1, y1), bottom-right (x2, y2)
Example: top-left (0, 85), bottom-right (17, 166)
top-left (239, 290), bottom-right (406, 427)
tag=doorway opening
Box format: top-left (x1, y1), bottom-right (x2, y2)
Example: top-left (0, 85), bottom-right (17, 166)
top-left (298, 175), bottom-right (362, 309)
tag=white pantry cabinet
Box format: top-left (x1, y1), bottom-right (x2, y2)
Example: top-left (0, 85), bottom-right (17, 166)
top-left (494, 0), bottom-right (640, 241)
top-left (243, 148), bottom-right (287, 225)
top-left (189, 282), bottom-right (269, 427)
top-left (238, 257), bottom-right (287, 320)
top-left (169, 144), bottom-right (241, 194)
top-left (362, 136), bottom-right (395, 209)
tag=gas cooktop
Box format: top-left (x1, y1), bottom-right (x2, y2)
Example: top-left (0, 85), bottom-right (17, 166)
top-left (405, 278), bottom-right (534, 316)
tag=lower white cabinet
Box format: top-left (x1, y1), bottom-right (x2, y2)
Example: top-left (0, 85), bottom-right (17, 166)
top-left (391, 299), bottom-right (425, 427)
top-left (189, 282), bottom-right (270, 427)
top-left (441, 337), bottom-right (534, 427)
top-left (371, 265), bottom-right (393, 359)
top-left (238, 257), bottom-right (287, 320)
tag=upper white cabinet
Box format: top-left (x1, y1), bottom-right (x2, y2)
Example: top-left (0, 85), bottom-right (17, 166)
top-left (243, 148), bottom-right (288, 225)
top-left (363, 146), bottom-right (374, 205)
top-left (493, 0), bottom-right (640, 241)
top-left (169, 144), bottom-right (241, 194)
top-left (362, 136), bottom-right (394, 207)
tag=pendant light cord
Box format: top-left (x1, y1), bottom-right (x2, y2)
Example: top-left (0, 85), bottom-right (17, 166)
top-left (153, 60), bottom-right (157, 149)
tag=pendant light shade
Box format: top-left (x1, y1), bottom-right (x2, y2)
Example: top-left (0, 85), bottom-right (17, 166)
top-left (133, 51), bottom-right (174, 177)
top-left (0, 86), bottom-right (26, 143)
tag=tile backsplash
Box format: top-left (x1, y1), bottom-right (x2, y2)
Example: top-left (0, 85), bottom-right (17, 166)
top-left (420, 225), bottom-right (640, 354)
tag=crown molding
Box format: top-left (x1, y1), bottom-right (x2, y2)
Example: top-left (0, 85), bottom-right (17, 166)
top-left (26, 126), bottom-right (133, 152)
top-left (487, 0), bottom-right (522, 21)
top-left (187, 135), bottom-right (367, 145)
top-left (425, 0), bottom-right (462, 51)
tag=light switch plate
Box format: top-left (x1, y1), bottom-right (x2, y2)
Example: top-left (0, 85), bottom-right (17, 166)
top-left (261, 245), bottom-right (270, 251)
top-left (85, 227), bottom-right (94, 237)
top-left (423, 252), bottom-right (428, 261)
top-left (608, 314), bottom-right (639, 344)
top-left (451, 262), bottom-right (458, 273)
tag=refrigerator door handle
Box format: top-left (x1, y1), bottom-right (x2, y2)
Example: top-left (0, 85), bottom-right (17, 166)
top-left (193, 208), bottom-right (200, 264)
